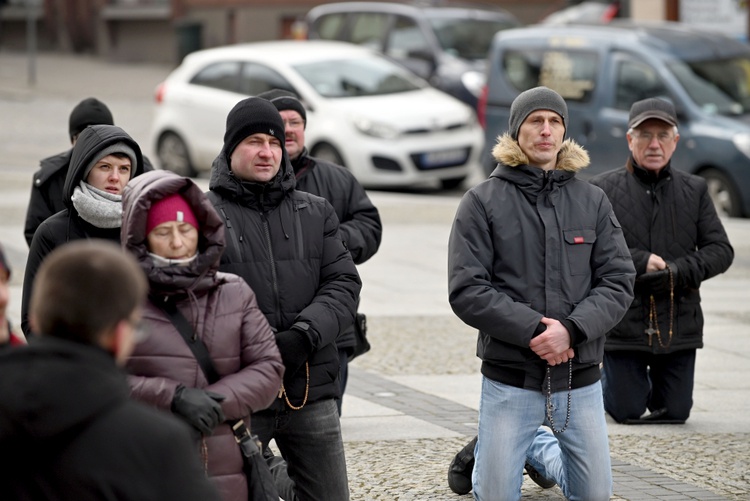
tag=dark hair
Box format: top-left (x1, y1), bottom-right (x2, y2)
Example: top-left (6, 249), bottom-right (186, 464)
top-left (30, 240), bottom-right (147, 343)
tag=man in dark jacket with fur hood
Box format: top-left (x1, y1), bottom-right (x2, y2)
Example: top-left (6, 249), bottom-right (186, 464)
top-left (447, 87), bottom-right (635, 500)
top-left (207, 96), bottom-right (361, 501)
top-left (590, 98), bottom-right (733, 424)
top-left (21, 124), bottom-right (148, 337)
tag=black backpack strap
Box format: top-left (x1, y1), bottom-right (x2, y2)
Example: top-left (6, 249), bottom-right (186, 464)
top-left (154, 298), bottom-right (220, 385)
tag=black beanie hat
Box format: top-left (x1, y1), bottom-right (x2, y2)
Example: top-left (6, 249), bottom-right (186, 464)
top-left (257, 89), bottom-right (307, 127)
top-left (69, 98), bottom-right (114, 142)
top-left (224, 97), bottom-right (286, 159)
top-left (509, 86), bottom-right (568, 140)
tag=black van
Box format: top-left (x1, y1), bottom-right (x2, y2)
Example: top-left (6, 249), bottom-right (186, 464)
top-left (480, 21), bottom-right (750, 218)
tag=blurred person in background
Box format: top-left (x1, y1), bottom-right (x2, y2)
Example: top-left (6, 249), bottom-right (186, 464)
top-left (258, 88), bottom-right (382, 415)
top-left (121, 169), bottom-right (284, 501)
top-left (590, 97), bottom-right (733, 424)
top-left (0, 243), bottom-right (24, 348)
top-left (0, 240), bottom-right (221, 501)
top-left (21, 124), bottom-right (148, 337)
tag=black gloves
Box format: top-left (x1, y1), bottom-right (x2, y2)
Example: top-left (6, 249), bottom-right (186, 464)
top-left (275, 328), bottom-right (312, 378)
top-left (637, 262), bottom-right (680, 295)
top-left (171, 385), bottom-right (226, 436)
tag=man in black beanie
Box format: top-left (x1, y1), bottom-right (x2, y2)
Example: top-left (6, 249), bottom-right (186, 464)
top-left (207, 96), bottom-right (361, 501)
top-left (258, 88), bottom-right (382, 415)
top-left (24, 98), bottom-right (152, 247)
top-left (446, 86), bottom-right (635, 499)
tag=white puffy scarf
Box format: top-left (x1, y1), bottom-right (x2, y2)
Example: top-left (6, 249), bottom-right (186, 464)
top-left (70, 181), bottom-right (123, 228)
top-left (148, 252), bottom-right (198, 268)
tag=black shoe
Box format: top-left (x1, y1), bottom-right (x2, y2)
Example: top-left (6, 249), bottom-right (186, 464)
top-left (525, 462), bottom-right (556, 489)
top-left (447, 436), bottom-right (478, 495)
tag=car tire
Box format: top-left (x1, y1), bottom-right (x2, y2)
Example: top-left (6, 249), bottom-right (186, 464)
top-left (157, 132), bottom-right (196, 178)
top-left (311, 142), bottom-right (345, 167)
top-left (701, 168), bottom-right (741, 218)
top-left (441, 176), bottom-right (466, 190)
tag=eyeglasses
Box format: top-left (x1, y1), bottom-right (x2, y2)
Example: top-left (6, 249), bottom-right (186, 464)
top-left (631, 131), bottom-right (675, 144)
top-left (283, 119), bottom-right (304, 129)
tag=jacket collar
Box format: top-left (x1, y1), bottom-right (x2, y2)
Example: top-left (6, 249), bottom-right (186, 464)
top-left (491, 133), bottom-right (590, 173)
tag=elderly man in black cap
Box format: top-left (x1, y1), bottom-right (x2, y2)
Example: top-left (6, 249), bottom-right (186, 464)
top-left (206, 96), bottom-right (361, 500)
top-left (446, 86), bottom-right (635, 500)
top-left (590, 97), bottom-right (733, 425)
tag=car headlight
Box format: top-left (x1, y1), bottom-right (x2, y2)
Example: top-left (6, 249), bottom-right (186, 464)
top-left (733, 132), bottom-right (750, 159)
top-left (460, 71), bottom-right (486, 98)
top-left (353, 117), bottom-right (400, 139)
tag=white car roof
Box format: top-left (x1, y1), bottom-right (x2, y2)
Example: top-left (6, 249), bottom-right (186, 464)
top-left (182, 40), bottom-right (379, 67)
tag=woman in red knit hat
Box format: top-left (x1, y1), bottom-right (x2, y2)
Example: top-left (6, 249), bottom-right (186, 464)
top-left (120, 169), bottom-right (284, 501)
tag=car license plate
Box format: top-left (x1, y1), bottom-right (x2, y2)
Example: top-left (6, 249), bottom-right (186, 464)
top-left (420, 148), bottom-right (469, 168)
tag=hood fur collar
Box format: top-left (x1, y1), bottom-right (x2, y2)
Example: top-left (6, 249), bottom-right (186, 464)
top-left (492, 134), bottom-right (590, 173)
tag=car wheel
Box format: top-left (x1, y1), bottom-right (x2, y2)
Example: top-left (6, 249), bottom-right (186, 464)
top-left (157, 132), bottom-right (196, 177)
top-left (440, 176), bottom-right (466, 190)
top-left (311, 142), bottom-right (345, 167)
top-left (701, 168), bottom-right (741, 218)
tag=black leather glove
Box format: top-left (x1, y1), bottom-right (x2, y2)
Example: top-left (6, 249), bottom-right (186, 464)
top-left (171, 385), bottom-right (226, 436)
top-left (637, 268), bottom-right (670, 295)
top-left (275, 329), bottom-right (312, 378)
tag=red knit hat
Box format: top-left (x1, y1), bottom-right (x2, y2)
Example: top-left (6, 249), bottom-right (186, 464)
top-left (146, 194), bottom-right (199, 235)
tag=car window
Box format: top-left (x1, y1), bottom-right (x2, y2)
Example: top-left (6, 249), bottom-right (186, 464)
top-left (386, 15), bottom-right (431, 59)
top-left (190, 61), bottom-right (241, 92)
top-left (667, 57), bottom-right (750, 116)
top-left (293, 57), bottom-right (422, 97)
top-left (502, 49), bottom-right (597, 102)
top-left (614, 58), bottom-right (670, 110)
top-left (428, 16), bottom-right (517, 61)
top-left (239, 63), bottom-right (295, 96)
top-left (313, 13), bottom-right (347, 40)
top-left (349, 13), bottom-right (389, 49)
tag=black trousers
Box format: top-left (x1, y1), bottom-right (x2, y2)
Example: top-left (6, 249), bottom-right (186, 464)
top-left (602, 349), bottom-right (696, 423)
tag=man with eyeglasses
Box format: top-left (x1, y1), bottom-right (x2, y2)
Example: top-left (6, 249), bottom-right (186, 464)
top-left (590, 97), bottom-right (734, 424)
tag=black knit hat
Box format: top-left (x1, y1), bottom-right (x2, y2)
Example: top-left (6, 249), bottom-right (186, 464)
top-left (628, 98), bottom-right (678, 129)
top-left (224, 97), bottom-right (286, 159)
top-left (509, 86), bottom-right (568, 140)
top-left (257, 89), bottom-right (307, 127)
top-left (69, 98), bottom-right (114, 142)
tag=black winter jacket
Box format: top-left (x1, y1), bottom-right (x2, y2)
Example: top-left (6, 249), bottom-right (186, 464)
top-left (449, 135), bottom-right (635, 392)
top-left (207, 148), bottom-right (361, 407)
top-left (590, 159), bottom-right (733, 353)
top-left (24, 148), bottom-right (153, 247)
top-left (0, 336), bottom-right (220, 501)
top-left (292, 148), bottom-right (382, 350)
top-left (21, 125), bottom-right (147, 336)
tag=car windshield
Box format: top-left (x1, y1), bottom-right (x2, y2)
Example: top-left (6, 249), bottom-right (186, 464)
top-left (426, 16), bottom-right (516, 60)
top-left (668, 56), bottom-right (750, 116)
top-left (293, 57), bottom-right (423, 97)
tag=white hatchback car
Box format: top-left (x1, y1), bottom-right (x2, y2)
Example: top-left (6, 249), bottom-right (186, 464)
top-left (150, 40), bottom-right (483, 189)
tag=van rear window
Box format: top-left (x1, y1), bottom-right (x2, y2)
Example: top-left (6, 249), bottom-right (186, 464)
top-left (502, 49), bottom-right (597, 102)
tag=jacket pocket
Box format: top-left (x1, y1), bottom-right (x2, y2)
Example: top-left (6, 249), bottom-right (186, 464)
top-left (563, 228), bottom-right (597, 276)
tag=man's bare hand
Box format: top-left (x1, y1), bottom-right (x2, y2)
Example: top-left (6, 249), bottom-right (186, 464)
top-left (646, 253), bottom-right (667, 273)
top-left (529, 317), bottom-right (575, 365)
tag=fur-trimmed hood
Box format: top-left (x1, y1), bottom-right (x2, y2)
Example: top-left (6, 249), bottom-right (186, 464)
top-left (491, 133), bottom-right (590, 173)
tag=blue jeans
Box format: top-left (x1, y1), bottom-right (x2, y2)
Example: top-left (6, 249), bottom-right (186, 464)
top-left (252, 398), bottom-right (349, 501)
top-left (602, 349), bottom-right (696, 422)
top-left (473, 377), bottom-right (611, 501)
